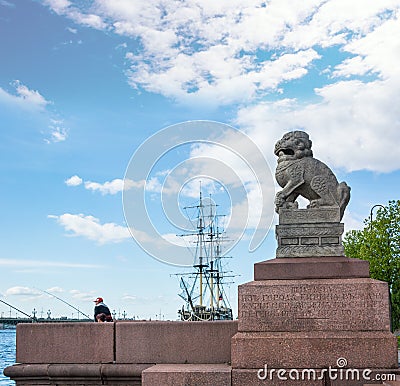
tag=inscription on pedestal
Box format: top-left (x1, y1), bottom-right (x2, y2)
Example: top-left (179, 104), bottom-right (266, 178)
top-left (238, 280), bottom-right (390, 332)
top-left (321, 236), bottom-right (339, 245)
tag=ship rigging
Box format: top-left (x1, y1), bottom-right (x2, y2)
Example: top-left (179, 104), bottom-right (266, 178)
top-left (175, 188), bottom-right (234, 321)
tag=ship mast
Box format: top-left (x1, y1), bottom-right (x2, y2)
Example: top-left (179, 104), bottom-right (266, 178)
top-left (175, 184), bottom-right (234, 321)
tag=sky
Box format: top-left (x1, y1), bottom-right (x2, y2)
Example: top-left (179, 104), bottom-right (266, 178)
top-left (0, 0), bottom-right (399, 321)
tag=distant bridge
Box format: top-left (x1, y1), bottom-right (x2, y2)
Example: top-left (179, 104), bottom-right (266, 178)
top-left (0, 317), bottom-right (92, 327)
top-left (0, 297), bottom-right (93, 328)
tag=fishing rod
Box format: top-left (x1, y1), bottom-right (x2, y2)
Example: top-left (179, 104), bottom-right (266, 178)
top-left (35, 288), bottom-right (91, 320)
top-left (0, 299), bottom-right (34, 320)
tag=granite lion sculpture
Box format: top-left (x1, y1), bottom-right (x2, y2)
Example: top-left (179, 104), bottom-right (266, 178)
top-left (274, 130), bottom-right (350, 220)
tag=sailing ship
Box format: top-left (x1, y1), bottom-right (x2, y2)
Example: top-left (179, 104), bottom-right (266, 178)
top-left (176, 188), bottom-right (234, 321)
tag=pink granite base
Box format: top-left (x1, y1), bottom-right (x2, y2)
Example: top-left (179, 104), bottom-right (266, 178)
top-left (232, 368), bottom-right (325, 386)
top-left (141, 364), bottom-right (231, 386)
top-left (231, 331), bottom-right (398, 369)
top-left (232, 368), bottom-right (400, 386)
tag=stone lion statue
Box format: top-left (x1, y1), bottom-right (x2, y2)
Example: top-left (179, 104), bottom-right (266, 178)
top-left (274, 131), bottom-right (350, 220)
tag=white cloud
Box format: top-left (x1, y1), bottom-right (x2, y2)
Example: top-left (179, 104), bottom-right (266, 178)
top-left (47, 119), bottom-right (68, 143)
top-left (49, 213), bottom-right (131, 244)
top-left (121, 292), bottom-right (168, 306)
top-left (73, 12), bottom-right (106, 29)
top-left (40, 0), bottom-right (400, 105)
top-left (235, 74), bottom-right (400, 173)
top-left (84, 178), bottom-right (145, 194)
top-left (40, 1), bottom-right (400, 173)
top-left (0, 81), bottom-right (69, 143)
top-left (84, 179), bottom-right (124, 194)
top-left (14, 81), bottom-right (50, 108)
top-left (43, 0), bottom-right (106, 29)
top-left (64, 175), bottom-right (146, 194)
top-left (0, 1), bottom-right (15, 8)
top-left (46, 286), bottom-right (64, 293)
top-left (0, 80), bottom-right (50, 111)
top-left (343, 210), bottom-right (365, 233)
top-left (122, 294), bottom-right (137, 302)
top-left (280, 0), bottom-right (399, 49)
top-left (126, 46), bottom-right (320, 105)
top-left (184, 139), bottom-right (276, 233)
top-left (5, 286), bottom-right (42, 297)
top-left (66, 27), bottom-right (77, 34)
top-left (145, 177), bottom-right (163, 193)
top-left (65, 175), bottom-right (83, 186)
top-left (333, 13), bottom-right (400, 79)
top-left (162, 233), bottom-right (197, 248)
top-left (70, 289), bottom-right (96, 301)
top-left (43, 0), bottom-right (71, 14)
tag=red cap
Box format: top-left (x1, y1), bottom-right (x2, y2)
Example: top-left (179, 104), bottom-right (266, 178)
top-left (94, 297), bottom-right (103, 303)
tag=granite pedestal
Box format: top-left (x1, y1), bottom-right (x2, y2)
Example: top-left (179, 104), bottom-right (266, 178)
top-left (231, 209), bottom-right (398, 385)
top-left (231, 262), bottom-right (398, 385)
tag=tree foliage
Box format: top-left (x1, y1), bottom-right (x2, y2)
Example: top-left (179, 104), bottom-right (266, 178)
top-left (343, 200), bottom-right (400, 331)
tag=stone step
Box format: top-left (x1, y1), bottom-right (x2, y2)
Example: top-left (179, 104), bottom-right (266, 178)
top-left (141, 364), bottom-right (232, 386)
top-left (254, 257), bottom-right (369, 280)
top-left (383, 377), bottom-right (400, 385)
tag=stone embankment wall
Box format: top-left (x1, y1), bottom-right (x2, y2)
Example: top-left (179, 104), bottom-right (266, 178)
top-left (5, 320), bottom-right (238, 385)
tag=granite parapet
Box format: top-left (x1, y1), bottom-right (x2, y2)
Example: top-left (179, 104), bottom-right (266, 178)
top-left (116, 320), bottom-right (237, 364)
top-left (16, 322), bottom-right (114, 364)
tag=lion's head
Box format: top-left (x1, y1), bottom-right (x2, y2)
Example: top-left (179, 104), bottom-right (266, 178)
top-left (274, 131), bottom-right (313, 161)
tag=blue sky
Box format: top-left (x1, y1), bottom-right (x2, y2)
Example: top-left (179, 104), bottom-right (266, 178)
top-left (0, 0), bottom-right (399, 320)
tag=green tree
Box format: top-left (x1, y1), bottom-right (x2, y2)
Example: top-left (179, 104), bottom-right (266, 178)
top-left (343, 200), bottom-right (400, 331)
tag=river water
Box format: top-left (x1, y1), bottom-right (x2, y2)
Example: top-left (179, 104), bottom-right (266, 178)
top-left (0, 329), bottom-right (16, 385)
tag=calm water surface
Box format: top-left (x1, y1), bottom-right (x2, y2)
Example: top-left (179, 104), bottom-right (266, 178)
top-left (0, 329), bottom-right (16, 385)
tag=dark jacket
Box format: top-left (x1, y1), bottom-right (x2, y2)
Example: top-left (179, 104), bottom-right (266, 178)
top-left (94, 302), bottom-right (112, 321)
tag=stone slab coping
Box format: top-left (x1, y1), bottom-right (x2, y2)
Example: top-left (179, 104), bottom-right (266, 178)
top-left (254, 257), bottom-right (370, 280)
top-left (143, 363), bottom-right (232, 373)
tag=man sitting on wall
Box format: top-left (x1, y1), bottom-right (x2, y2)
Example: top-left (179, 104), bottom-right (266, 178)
top-left (93, 297), bottom-right (113, 322)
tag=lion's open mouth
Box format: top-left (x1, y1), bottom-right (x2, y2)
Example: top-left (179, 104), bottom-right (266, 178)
top-left (278, 148), bottom-right (295, 156)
